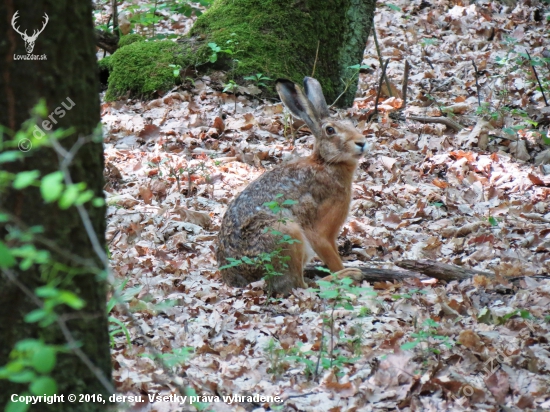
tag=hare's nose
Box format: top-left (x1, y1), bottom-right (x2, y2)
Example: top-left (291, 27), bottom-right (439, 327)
top-left (355, 141), bottom-right (366, 151)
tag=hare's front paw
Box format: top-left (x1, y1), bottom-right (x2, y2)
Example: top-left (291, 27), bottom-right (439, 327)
top-left (321, 268), bottom-right (363, 282)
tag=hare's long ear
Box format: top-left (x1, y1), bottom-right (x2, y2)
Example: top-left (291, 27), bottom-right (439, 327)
top-left (276, 79), bottom-right (321, 135)
top-left (303, 77), bottom-right (329, 118)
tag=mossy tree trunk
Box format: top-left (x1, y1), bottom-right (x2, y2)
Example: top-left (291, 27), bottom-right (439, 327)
top-left (0, 1), bottom-right (111, 411)
top-left (190, 0), bottom-right (376, 106)
top-left (105, 0), bottom-right (376, 106)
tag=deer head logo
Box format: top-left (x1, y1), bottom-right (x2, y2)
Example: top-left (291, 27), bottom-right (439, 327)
top-left (11, 11), bottom-right (49, 54)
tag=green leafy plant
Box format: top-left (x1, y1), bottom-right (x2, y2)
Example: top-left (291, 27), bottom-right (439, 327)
top-left (332, 63), bottom-right (370, 107)
top-left (208, 33), bottom-right (240, 64)
top-left (400, 318), bottom-right (454, 354)
top-left (207, 42), bottom-right (223, 63)
top-left (124, 1), bottom-right (213, 37)
top-left (358, 306), bottom-right (371, 317)
top-left (475, 102), bottom-right (498, 121)
top-left (420, 38), bottom-right (438, 49)
top-left (485, 211), bottom-right (506, 228)
top-left (482, 38), bottom-right (549, 144)
top-left (303, 270), bottom-right (376, 379)
top-left (339, 325), bottom-right (366, 355)
top-left (223, 80), bottom-right (239, 113)
top-left (106, 279), bottom-right (140, 348)
top-left (141, 347), bottom-right (193, 369)
top-left (392, 288), bottom-right (428, 300)
top-left (169, 64), bottom-right (182, 78)
top-left (243, 73), bottom-right (272, 88)
top-left (167, 64), bottom-right (197, 86)
top-left (219, 194), bottom-right (300, 297)
top-left (159, 0), bottom-right (214, 17)
top-left (262, 193), bottom-right (298, 216)
top-left (0, 110), bottom-right (111, 409)
top-left (497, 309), bottom-right (532, 325)
top-left (185, 387), bottom-right (210, 411)
top-left (1, 104), bottom-right (198, 409)
top-left (263, 339), bottom-right (288, 379)
top-left (385, 4), bottom-right (401, 11)
top-left (285, 342), bottom-right (318, 380)
top-left (0, 339), bottom-right (63, 411)
top-left (24, 286), bottom-right (85, 327)
top-left (222, 79), bottom-right (239, 94)
top-left (126, 3), bottom-right (163, 35)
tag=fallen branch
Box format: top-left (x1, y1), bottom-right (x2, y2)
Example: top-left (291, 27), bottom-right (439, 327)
top-left (304, 265), bottom-right (415, 283)
top-left (306, 259), bottom-right (500, 284)
top-left (95, 29), bottom-right (119, 54)
top-left (396, 259), bottom-right (495, 282)
top-left (407, 115), bottom-right (464, 131)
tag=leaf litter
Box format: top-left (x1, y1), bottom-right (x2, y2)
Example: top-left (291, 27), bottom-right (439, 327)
top-left (101, 0), bottom-right (550, 410)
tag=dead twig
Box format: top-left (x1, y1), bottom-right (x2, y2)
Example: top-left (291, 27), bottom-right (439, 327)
top-left (526, 51), bottom-right (549, 107)
top-left (472, 60), bottom-right (482, 107)
top-left (311, 40), bottom-right (320, 78)
top-left (370, 58), bottom-right (390, 121)
top-left (95, 29), bottom-right (119, 54)
top-left (425, 57), bottom-right (434, 70)
top-left (407, 115), bottom-right (464, 131)
top-left (372, 28), bottom-right (393, 97)
top-left (402, 60), bottom-right (410, 110)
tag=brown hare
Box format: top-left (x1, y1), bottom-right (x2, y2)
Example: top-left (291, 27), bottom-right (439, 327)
top-left (217, 77), bottom-right (367, 295)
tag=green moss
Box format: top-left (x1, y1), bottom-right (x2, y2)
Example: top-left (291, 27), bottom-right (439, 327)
top-left (102, 0), bottom-right (373, 105)
top-left (118, 33), bottom-right (145, 48)
top-left (97, 54), bottom-right (113, 71)
top-left (105, 40), bottom-right (192, 101)
top-left (190, 0), bottom-right (365, 104)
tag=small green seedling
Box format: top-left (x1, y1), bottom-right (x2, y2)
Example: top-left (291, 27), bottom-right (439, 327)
top-left (243, 73), bottom-right (272, 88)
top-left (169, 64), bottom-right (182, 78)
top-left (401, 318), bottom-right (454, 354)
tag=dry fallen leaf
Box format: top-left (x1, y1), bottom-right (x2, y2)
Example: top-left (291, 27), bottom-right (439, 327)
top-left (174, 207), bottom-right (212, 229)
top-left (458, 330), bottom-right (482, 351)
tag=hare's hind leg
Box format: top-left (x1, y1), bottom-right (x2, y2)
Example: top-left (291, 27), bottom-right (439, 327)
top-left (268, 222), bottom-right (314, 295)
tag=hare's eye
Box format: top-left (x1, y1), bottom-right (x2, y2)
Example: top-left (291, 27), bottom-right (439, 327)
top-left (325, 126), bottom-right (335, 135)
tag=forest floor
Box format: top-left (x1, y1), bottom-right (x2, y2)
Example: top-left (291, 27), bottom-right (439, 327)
top-left (97, 0), bottom-right (550, 411)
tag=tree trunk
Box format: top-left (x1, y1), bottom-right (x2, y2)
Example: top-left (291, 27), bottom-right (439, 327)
top-left (0, 1), bottom-right (111, 411)
top-left (103, 0), bottom-right (376, 106)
